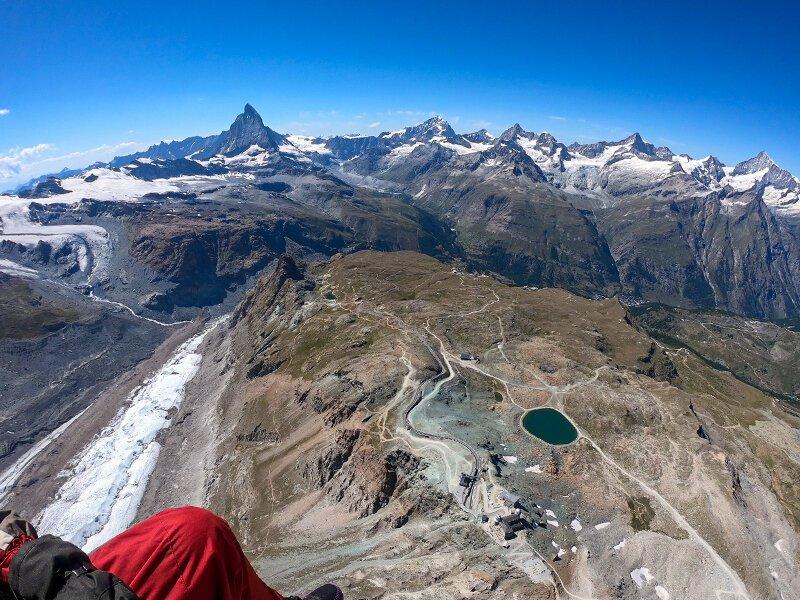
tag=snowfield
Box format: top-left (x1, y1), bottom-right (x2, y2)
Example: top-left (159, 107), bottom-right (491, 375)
top-left (36, 318), bottom-right (225, 552)
top-left (286, 135), bottom-right (331, 155)
top-left (0, 258), bottom-right (38, 278)
top-left (0, 201), bottom-right (110, 273)
top-left (0, 168), bottom-right (232, 279)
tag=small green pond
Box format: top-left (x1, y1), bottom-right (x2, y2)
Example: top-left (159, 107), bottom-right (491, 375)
top-left (521, 407), bottom-right (578, 445)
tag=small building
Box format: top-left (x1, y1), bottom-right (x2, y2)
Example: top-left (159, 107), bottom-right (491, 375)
top-left (499, 521), bottom-right (515, 540)
top-left (499, 490), bottom-right (523, 509)
top-left (498, 512), bottom-right (528, 540)
top-left (459, 353), bottom-right (480, 361)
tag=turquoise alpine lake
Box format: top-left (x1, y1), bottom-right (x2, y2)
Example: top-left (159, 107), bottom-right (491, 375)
top-left (521, 407), bottom-right (578, 445)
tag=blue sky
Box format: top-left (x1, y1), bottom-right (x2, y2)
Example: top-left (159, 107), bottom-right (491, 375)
top-left (2, 0), bottom-right (799, 185)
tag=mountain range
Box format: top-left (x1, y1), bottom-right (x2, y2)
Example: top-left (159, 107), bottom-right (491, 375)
top-left (8, 104), bottom-right (800, 320)
top-left (2, 104), bottom-right (800, 600)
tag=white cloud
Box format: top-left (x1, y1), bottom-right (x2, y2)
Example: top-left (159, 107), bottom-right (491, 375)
top-left (1, 140), bottom-right (147, 186)
top-left (548, 115), bottom-right (567, 121)
top-left (0, 109), bottom-right (10, 116)
top-left (0, 144), bottom-right (54, 180)
top-left (380, 109), bottom-right (437, 118)
top-left (368, 121), bottom-right (381, 128)
top-left (469, 120), bottom-right (493, 130)
top-left (657, 136), bottom-right (683, 147)
top-left (28, 142), bottom-right (142, 169)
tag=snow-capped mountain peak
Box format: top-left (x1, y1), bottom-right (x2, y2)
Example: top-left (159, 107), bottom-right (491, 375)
top-left (725, 151), bottom-right (797, 195)
top-left (733, 151), bottom-right (774, 175)
top-left (209, 104), bottom-right (288, 157)
top-left (384, 116), bottom-right (461, 144)
top-left (12, 105), bottom-right (799, 221)
top-left (463, 129), bottom-right (495, 144)
top-left (499, 123), bottom-right (531, 141)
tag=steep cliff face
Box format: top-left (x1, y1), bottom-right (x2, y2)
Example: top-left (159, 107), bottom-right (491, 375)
top-left (703, 199), bottom-right (799, 319)
top-left (601, 192), bottom-right (800, 319)
top-left (129, 213), bottom-right (347, 306)
top-left (404, 147), bottom-right (620, 297)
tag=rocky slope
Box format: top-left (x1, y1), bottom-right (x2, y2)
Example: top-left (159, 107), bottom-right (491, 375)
top-left (0, 273), bottom-right (167, 466)
top-left (1, 244), bottom-right (798, 597)
top-left (634, 304), bottom-right (800, 402)
top-left (132, 251), bottom-right (798, 599)
top-left (599, 189), bottom-right (800, 318)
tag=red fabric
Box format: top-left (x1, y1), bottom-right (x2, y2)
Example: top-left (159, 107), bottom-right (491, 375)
top-left (0, 534), bottom-right (35, 584)
top-left (90, 507), bottom-right (284, 600)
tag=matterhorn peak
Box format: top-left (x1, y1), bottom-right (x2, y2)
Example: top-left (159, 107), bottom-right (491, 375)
top-left (200, 103), bottom-right (287, 157)
top-left (236, 103), bottom-right (266, 127)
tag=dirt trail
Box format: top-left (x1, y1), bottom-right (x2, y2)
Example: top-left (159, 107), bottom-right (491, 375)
top-left (327, 267), bottom-right (754, 599)
top-left (447, 295), bottom-right (751, 600)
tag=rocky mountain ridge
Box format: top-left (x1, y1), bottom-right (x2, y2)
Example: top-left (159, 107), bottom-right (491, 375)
top-left (5, 104), bottom-right (800, 320)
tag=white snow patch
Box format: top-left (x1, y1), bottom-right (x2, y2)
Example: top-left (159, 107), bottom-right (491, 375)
top-left (277, 143), bottom-right (312, 162)
top-left (594, 521), bottom-right (611, 530)
top-left (516, 137), bottom-right (563, 169)
top-left (570, 518), bottom-right (582, 532)
top-left (0, 258), bottom-right (38, 278)
top-left (722, 167), bottom-right (769, 192)
top-left (545, 509), bottom-right (557, 518)
top-left (524, 464), bottom-right (543, 473)
top-left (55, 168), bottom-right (181, 203)
top-left (286, 135), bottom-right (331, 155)
top-left (655, 585), bottom-right (670, 599)
top-left (502, 455), bottom-right (518, 464)
top-left (467, 141), bottom-right (493, 152)
top-left (547, 520), bottom-right (559, 527)
top-left (630, 567), bottom-right (654, 588)
top-left (437, 141), bottom-right (473, 155)
top-left (438, 140), bottom-right (492, 155)
top-left (0, 168), bottom-right (206, 279)
top-left (571, 545), bottom-right (577, 553)
top-left (613, 538), bottom-right (627, 550)
top-left (762, 186), bottom-right (800, 215)
top-left (37, 319), bottom-right (225, 551)
top-left (0, 204), bottom-right (108, 273)
top-left (774, 538), bottom-right (788, 556)
top-left (387, 142), bottom-right (423, 161)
